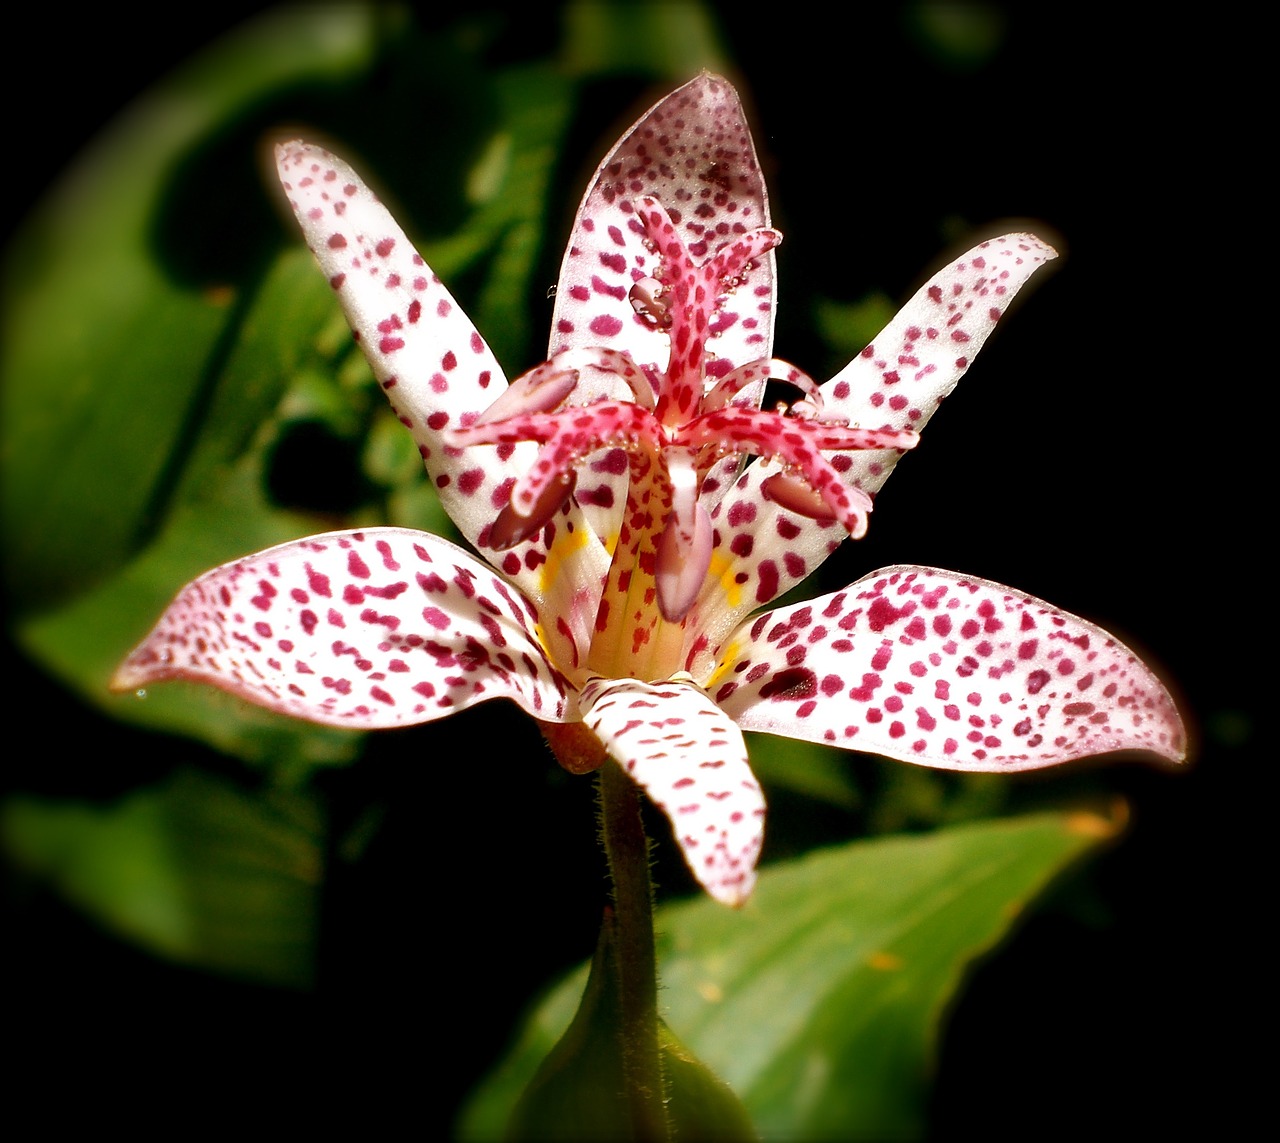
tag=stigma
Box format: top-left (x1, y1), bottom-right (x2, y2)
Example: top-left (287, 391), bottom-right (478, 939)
top-left (444, 199), bottom-right (919, 622)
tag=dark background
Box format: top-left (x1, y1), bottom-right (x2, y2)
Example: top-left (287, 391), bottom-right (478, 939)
top-left (5, 3), bottom-right (1250, 1136)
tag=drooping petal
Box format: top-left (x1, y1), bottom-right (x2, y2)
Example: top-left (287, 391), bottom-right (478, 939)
top-left (111, 529), bottom-right (582, 728)
top-left (579, 675), bottom-right (765, 906)
top-left (275, 142), bottom-right (608, 659)
top-left (682, 234), bottom-right (1059, 660)
top-left (709, 566), bottom-right (1186, 770)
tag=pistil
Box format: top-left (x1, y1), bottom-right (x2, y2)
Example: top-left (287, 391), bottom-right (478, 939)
top-left (447, 197), bottom-right (920, 652)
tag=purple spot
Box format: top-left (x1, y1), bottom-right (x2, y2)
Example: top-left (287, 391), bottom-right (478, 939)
top-left (589, 315), bottom-right (624, 337)
top-left (759, 668), bottom-right (817, 701)
top-left (755, 560), bottom-right (779, 604)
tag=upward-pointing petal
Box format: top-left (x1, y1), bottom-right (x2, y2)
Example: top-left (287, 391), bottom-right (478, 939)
top-left (682, 233), bottom-right (1059, 662)
top-left (551, 73), bottom-right (775, 381)
top-left (824, 233), bottom-right (1058, 499)
top-left (276, 142), bottom-right (517, 548)
top-left (275, 142), bottom-right (609, 657)
top-left (550, 74), bottom-right (777, 535)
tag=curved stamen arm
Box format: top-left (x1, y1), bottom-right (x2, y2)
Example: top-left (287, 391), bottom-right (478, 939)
top-left (450, 399), bottom-right (665, 536)
top-left (708, 225), bottom-right (785, 289)
top-left (679, 406), bottom-right (918, 458)
top-left (679, 408), bottom-right (917, 537)
top-left (701, 357), bottom-right (825, 414)
top-left (632, 195), bottom-right (783, 426)
top-left (473, 347), bottom-right (657, 427)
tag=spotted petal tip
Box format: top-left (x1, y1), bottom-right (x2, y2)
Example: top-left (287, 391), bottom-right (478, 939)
top-left (581, 676), bottom-right (765, 906)
top-left (715, 566), bottom-right (1185, 772)
top-left (826, 232), bottom-right (1060, 500)
top-left (113, 528), bottom-right (576, 729)
top-left (274, 140), bottom-right (521, 555)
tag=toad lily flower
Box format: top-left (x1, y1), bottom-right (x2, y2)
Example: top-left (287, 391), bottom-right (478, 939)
top-left (113, 75), bottom-right (1185, 906)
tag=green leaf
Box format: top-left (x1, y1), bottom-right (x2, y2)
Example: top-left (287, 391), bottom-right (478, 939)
top-left (434, 63), bottom-right (574, 368)
top-left (170, 247), bottom-right (356, 501)
top-left (1, 768), bottom-right (324, 988)
top-left (1, 6), bottom-right (378, 612)
top-left (15, 248), bottom-right (370, 773)
top-left (562, 0), bottom-right (730, 78)
top-left (745, 732), bottom-right (860, 810)
top-left (459, 811), bottom-right (1118, 1141)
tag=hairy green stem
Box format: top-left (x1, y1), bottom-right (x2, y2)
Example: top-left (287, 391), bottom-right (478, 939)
top-left (599, 758), bottom-right (670, 1143)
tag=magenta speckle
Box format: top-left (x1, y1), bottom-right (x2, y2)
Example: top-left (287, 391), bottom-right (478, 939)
top-left (589, 315), bottom-right (624, 337)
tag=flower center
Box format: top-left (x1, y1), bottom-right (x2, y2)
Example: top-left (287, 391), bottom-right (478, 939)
top-left (446, 198), bottom-right (919, 627)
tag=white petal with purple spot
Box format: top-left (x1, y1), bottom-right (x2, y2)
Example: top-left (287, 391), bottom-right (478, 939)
top-left (712, 565), bottom-right (1185, 770)
top-left (581, 675), bottom-right (765, 905)
top-left (113, 529), bottom-right (577, 728)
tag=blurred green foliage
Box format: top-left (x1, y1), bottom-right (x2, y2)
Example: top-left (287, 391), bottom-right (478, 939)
top-left (463, 812), bottom-right (1114, 1140)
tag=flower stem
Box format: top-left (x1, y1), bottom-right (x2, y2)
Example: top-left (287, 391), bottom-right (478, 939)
top-left (599, 758), bottom-right (670, 1143)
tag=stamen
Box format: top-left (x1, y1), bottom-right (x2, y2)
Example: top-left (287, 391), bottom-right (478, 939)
top-left (656, 502), bottom-right (713, 622)
top-left (464, 348), bottom-right (657, 431)
top-left (761, 473), bottom-right (874, 535)
top-left (678, 407), bottom-right (914, 537)
top-left (472, 362), bottom-right (579, 426)
top-left (632, 194), bottom-right (783, 428)
top-left (702, 357), bottom-right (825, 414)
top-left (450, 192), bottom-right (914, 611)
top-left (489, 470), bottom-right (577, 550)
